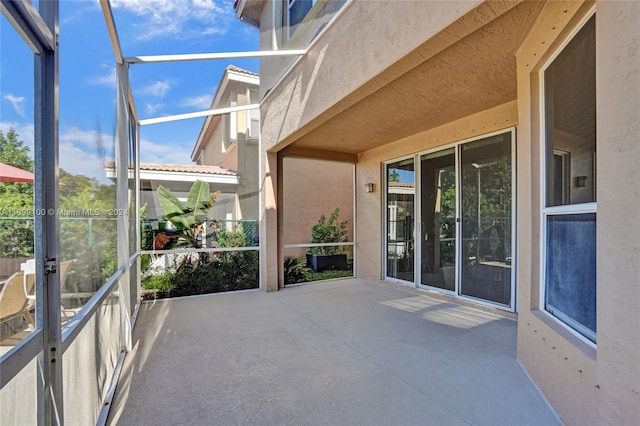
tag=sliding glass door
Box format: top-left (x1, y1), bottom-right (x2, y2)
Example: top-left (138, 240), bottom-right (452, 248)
top-left (420, 149), bottom-right (456, 292)
top-left (385, 158), bottom-right (415, 283)
top-left (459, 133), bottom-right (513, 307)
top-left (385, 130), bottom-right (515, 310)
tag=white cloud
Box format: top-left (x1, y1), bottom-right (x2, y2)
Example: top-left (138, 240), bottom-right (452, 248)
top-left (139, 138), bottom-right (194, 164)
top-left (110, 0), bottom-right (232, 41)
top-left (3, 94), bottom-right (26, 117)
top-left (180, 94), bottom-right (212, 109)
top-left (59, 126), bottom-right (115, 182)
top-left (141, 80), bottom-right (171, 98)
top-left (61, 2), bottom-right (101, 25)
top-left (59, 142), bottom-right (113, 184)
top-left (60, 126), bottom-right (115, 155)
top-left (90, 67), bottom-right (117, 88)
top-left (0, 122), bottom-right (113, 182)
top-left (145, 103), bottom-right (165, 116)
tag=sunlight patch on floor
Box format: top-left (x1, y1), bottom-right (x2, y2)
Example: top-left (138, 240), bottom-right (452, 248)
top-left (379, 294), bottom-right (500, 329)
top-left (421, 305), bottom-right (499, 329)
top-left (379, 295), bottom-right (442, 312)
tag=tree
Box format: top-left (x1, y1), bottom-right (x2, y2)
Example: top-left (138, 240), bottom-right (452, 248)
top-left (0, 129), bottom-right (34, 257)
top-left (388, 169), bottom-right (400, 183)
top-left (0, 129), bottom-right (33, 171)
top-left (0, 129), bottom-right (34, 211)
top-left (0, 128), bottom-right (118, 291)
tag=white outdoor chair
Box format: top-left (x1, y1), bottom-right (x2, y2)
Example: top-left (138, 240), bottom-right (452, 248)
top-left (20, 258), bottom-right (78, 320)
top-left (0, 271), bottom-right (35, 331)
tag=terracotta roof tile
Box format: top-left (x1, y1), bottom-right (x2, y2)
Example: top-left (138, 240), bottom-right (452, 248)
top-left (226, 64), bottom-right (259, 77)
top-left (105, 162), bottom-right (237, 176)
top-left (388, 182), bottom-right (414, 188)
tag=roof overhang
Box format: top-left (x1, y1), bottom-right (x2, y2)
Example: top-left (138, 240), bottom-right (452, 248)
top-left (235, 0), bottom-right (264, 29)
top-left (105, 166), bottom-right (239, 186)
top-left (191, 68), bottom-right (260, 161)
top-left (278, 1), bottom-right (545, 155)
top-left (136, 169), bottom-right (239, 185)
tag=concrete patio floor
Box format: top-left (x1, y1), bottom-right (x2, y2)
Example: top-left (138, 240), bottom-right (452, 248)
top-left (107, 278), bottom-right (561, 426)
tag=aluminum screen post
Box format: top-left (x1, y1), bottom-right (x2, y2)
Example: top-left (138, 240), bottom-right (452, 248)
top-left (116, 63), bottom-right (132, 352)
top-left (34, 1), bottom-right (62, 424)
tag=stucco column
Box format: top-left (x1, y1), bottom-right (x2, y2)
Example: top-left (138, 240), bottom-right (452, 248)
top-left (259, 149), bottom-right (281, 291)
top-left (595, 1), bottom-right (640, 422)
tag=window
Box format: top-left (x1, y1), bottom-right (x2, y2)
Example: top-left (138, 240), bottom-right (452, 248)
top-left (248, 108), bottom-right (260, 140)
top-left (222, 112), bottom-right (237, 150)
top-left (221, 113), bottom-right (230, 149)
top-left (248, 89), bottom-right (260, 140)
top-left (287, 0), bottom-right (314, 37)
top-left (283, 0), bottom-right (347, 42)
top-left (542, 14), bottom-right (596, 342)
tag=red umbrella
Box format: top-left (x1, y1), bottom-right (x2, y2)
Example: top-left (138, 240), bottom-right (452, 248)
top-left (0, 162), bottom-right (34, 183)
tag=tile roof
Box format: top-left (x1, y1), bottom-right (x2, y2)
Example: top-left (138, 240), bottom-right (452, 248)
top-left (226, 64), bottom-right (259, 78)
top-left (105, 162), bottom-right (237, 176)
top-left (388, 182), bottom-right (415, 188)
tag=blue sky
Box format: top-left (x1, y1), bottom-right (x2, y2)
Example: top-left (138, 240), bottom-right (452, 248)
top-left (1, 0), bottom-right (259, 181)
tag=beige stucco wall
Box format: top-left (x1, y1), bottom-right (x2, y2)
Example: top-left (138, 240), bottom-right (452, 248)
top-left (197, 86), bottom-right (259, 222)
top-left (237, 137), bottom-right (259, 221)
top-left (282, 157), bottom-right (354, 258)
top-left (515, 4), bottom-right (599, 423)
top-left (595, 2), bottom-right (640, 422)
top-left (200, 117), bottom-right (239, 171)
top-left (515, 1), bottom-right (640, 424)
top-left (258, 0), bottom-right (482, 152)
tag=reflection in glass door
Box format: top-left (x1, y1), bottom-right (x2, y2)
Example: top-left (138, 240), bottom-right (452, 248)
top-left (420, 149), bottom-right (456, 291)
top-left (385, 158), bottom-right (415, 282)
top-left (460, 133), bottom-right (513, 306)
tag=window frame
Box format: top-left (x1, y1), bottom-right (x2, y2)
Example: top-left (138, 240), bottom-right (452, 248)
top-left (539, 10), bottom-right (597, 346)
top-left (247, 89), bottom-right (260, 141)
top-left (382, 154), bottom-right (417, 286)
top-left (286, 0), bottom-right (317, 39)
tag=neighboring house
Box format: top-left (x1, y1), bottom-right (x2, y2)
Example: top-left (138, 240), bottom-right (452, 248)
top-left (105, 162), bottom-right (239, 223)
top-left (236, 0), bottom-right (639, 424)
top-left (192, 65), bottom-right (354, 251)
top-left (192, 65), bottom-right (260, 224)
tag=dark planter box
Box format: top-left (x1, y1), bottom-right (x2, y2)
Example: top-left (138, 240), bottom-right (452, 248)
top-left (306, 254), bottom-right (348, 272)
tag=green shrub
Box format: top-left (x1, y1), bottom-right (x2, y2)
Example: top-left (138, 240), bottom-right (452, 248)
top-left (169, 251), bottom-right (259, 297)
top-left (304, 269), bottom-right (353, 282)
top-left (310, 208), bottom-right (349, 255)
top-left (284, 257), bottom-right (306, 285)
top-left (216, 230), bottom-right (249, 248)
top-left (142, 273), bottom-right (174, 291)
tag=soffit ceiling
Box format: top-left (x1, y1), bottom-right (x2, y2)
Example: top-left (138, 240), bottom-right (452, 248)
top-left (287, 1), bottom-right (545, 155)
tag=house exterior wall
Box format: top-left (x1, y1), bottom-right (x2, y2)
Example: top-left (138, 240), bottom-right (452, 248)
top-left (515, 2), bottom-right (640, 424)
top-left (595, 3), bottom-right (640, 422)
top-left (356, 101), bottom-right (518, 282)
top-left (200, 117), bottom-right (238, 171)
top-left (258, 0), bottom-right (483, 152)
top-left (282, 157), bottom-right (354, 258)
top-left (253, 0), bottom-right (640, 422)
top-left (194, 73), bottom-right (260, 222)
top-left (237, 137), bottom-right (259, 221)
top-left (515, 3), bottom-right (598, 423)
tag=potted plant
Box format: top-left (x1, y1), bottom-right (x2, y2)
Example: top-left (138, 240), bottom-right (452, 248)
top-left (306, 208), bottom-right (349, 272)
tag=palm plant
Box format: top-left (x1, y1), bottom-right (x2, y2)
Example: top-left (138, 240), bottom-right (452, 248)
top-left (156, 180), bottom-right (220, 248)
